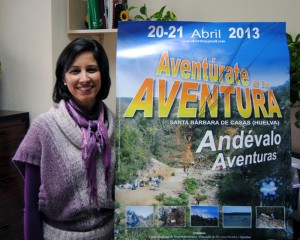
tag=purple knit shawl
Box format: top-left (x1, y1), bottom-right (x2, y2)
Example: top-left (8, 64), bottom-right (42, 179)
top-left (65, 99), bottom-right (111, 209)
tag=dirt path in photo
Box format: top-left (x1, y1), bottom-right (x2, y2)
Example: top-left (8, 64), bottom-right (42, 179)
top-left (116, 126), bottom-right (223, 212)
top-left (116, 165), bottom-right (221, 213)
top-left (116, 168), bottom-right (186, 212)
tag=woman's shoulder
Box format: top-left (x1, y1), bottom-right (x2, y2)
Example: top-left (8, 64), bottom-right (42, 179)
top-left (34, 101), bottom-right (69, 123)
top-left (30, 108), bottom-right (55, 129)
top-left (28, 104), bottom-right (66, 136)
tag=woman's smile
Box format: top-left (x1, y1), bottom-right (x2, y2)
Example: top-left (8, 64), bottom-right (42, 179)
top-left (77, 84), bottom-right (95, 92)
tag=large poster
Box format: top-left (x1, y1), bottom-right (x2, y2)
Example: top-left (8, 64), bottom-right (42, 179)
top-left (115, 21), bottom-right (292, 240)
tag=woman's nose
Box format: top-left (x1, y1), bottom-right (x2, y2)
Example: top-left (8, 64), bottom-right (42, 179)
top-left (80, 71), bottom-right (90, 82)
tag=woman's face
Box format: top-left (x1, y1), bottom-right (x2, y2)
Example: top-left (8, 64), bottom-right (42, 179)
top-left (64, 51), bottom-right (101, 111)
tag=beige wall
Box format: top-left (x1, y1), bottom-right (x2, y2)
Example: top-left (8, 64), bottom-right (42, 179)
top-left (1, 0), bottom-right (300, 152)
top-left (0, 0), bottom-right (53, 120)
top-left (0, 0), bottom-right (117, 121)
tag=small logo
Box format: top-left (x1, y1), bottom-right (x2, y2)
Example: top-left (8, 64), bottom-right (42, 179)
top-left (255, 177), bottom-right (283, 201)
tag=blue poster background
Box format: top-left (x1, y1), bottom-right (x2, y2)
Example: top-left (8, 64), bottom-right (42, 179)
top-left (115, 21), bottom-right (292, 240)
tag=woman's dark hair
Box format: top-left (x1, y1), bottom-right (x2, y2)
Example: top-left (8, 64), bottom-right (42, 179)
top-left (53, 37), bottom-right (111, 103)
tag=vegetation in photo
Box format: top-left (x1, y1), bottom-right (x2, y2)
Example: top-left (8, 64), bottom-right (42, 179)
top-left (157, 206), bottom-right (186, 227)
top-left (190, 206), bottom-right (219, 227)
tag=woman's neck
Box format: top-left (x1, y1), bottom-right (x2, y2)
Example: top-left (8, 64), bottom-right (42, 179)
top-left (68, 99), bottom-right (100, 120)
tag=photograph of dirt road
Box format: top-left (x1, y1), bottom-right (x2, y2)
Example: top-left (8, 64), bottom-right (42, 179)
top-left (116, 156), bottom-right (221, 213)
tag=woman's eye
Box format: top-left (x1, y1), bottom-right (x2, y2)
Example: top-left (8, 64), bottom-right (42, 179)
top-left (69, 69), bottom-right (80, 74)
top-left (88, 68), bottom-right (98, 73)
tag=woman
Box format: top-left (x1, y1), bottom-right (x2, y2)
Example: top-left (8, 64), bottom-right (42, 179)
top-left (13, 38), bottom-right (115, 239)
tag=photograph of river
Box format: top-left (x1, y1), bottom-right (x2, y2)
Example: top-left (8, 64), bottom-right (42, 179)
top-left (223, 206), bottom-right (252, 228)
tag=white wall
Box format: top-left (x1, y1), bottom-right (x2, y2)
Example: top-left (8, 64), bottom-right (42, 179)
top-left (0, 0), bottom-right (53, 121)
top-left (0, 0), bottom-right (117, 121)
top-left (51, 0), bottom-right (72, 88)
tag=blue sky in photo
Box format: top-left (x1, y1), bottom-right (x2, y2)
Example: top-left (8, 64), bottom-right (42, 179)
top-left (116, 21), bottom-right (289, 98)
top-left (223, 206), bottom-right (252, 214)
top-left (126, 206), bottom-right (154, 218)
top-left (191, 206), bottom-right (219, 219)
